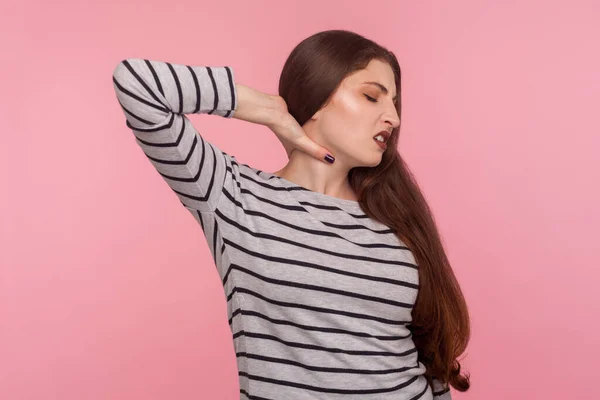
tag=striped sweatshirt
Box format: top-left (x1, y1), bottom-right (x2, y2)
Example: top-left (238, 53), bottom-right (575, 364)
top-left (112, 58), bottom-right (452, 400)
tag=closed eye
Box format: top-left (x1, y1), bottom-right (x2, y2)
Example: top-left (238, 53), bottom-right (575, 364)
top-left (364, 94), bottom-right (398, 106)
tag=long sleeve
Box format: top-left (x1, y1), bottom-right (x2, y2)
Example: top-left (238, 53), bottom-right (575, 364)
top-left (111, 58), bottom-right (237, 213)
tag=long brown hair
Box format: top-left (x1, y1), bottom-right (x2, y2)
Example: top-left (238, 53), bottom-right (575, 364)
top-left (278, 29), bottom-right (471, 393)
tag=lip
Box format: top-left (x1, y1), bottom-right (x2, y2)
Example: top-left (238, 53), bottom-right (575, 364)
top-left (373, 130), bottom-right (391, 142)
top-left (373, 130), bottom-right (390, 151)
top-left (373, 137), bottom-right (388, 150)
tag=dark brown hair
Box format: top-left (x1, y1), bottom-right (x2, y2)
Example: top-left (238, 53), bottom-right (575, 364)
top-left (278, 29), bottom-right (471, 393)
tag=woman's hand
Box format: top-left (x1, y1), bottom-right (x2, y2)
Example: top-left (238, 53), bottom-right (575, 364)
top-left (233, 83), bottom-right (334, 164)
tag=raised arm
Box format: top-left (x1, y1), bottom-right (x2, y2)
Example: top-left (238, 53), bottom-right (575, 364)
top-left (111, 58), bottom-right (237, 213)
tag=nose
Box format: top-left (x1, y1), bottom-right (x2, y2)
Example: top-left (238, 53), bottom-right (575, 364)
top-left (383, 103), bottom-right (400, 129)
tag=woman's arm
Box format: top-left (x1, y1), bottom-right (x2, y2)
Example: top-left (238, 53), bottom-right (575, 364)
top-left (112, 57), bottom-right (334, 216)
top-left (112, 58), bottom-right (239, 213)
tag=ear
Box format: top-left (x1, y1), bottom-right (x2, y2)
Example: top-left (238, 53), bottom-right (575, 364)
top-left (311, 100), bottom-right (330, 120)
top-left (311, 108), bottom-right (323, 121)
top-left (312, 92), bottom-right (334, 120)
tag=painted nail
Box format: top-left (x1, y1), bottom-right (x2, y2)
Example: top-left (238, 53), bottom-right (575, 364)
top-left (324, 154), bottom-right (335, 164)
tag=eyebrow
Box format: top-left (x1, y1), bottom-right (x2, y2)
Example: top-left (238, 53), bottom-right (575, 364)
top-left (362, 81), bottom-right (398, 101)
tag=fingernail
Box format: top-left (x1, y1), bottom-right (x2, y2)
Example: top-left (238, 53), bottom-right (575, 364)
top-left (324, 154), bottom-right (335, 164)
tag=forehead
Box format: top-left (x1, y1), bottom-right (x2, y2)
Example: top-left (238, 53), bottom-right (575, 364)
top-left (344, 59), bottom-right (396, 91)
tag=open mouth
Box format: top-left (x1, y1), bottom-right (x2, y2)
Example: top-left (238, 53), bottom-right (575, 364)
top-left (373, 131), bottom-right (390, 150)
top-left (373, 136), bottom-right (387, 150)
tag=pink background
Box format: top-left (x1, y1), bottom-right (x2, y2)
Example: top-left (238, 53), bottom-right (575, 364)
top-left (2, 0), bottom-right (599, 398)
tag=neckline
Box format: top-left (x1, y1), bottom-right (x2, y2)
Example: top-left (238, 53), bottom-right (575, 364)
top-left (261, 171), bottom-right (365, 212)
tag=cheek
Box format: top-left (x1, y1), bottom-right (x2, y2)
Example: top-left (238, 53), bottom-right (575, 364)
top-left (325, 95), bottom-right (366, 133)
top-left (335, 92), bottom-right (364, 115)
top-left (319, 94), bottom-right (371, 145)
top-left (334, 97), bottom-right (372, 141)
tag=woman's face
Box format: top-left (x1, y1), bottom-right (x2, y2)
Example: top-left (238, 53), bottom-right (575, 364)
top-left (309, 58), bottom-right (400, 168)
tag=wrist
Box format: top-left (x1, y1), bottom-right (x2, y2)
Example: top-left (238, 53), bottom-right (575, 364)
top-left (233, 84), bottom-right (282, 127)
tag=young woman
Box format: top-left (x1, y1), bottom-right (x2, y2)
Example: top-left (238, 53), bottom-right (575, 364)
top-left (112, 29), bottom-right (470, 399)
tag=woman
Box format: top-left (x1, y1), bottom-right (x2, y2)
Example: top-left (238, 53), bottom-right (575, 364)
top-left (112, 29), bottom-right (470, 399)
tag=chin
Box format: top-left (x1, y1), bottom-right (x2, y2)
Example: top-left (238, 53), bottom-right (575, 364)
top-left (353, 153), bottom-right (383, 168)
top-left (341, 144), bottom-right (384, 168)
top-left (367, 157), bottom-right (384, 167)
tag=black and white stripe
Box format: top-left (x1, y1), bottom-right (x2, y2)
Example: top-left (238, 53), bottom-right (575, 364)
top-left (112, 58), bottom-right (452, 399)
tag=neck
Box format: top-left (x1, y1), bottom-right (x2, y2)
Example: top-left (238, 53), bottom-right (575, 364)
top-left (272, 149), bottom-right (358, 201)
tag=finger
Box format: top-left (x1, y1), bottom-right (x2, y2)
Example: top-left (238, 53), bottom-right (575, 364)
top-left (295, 135), bottom-right (335, 164)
